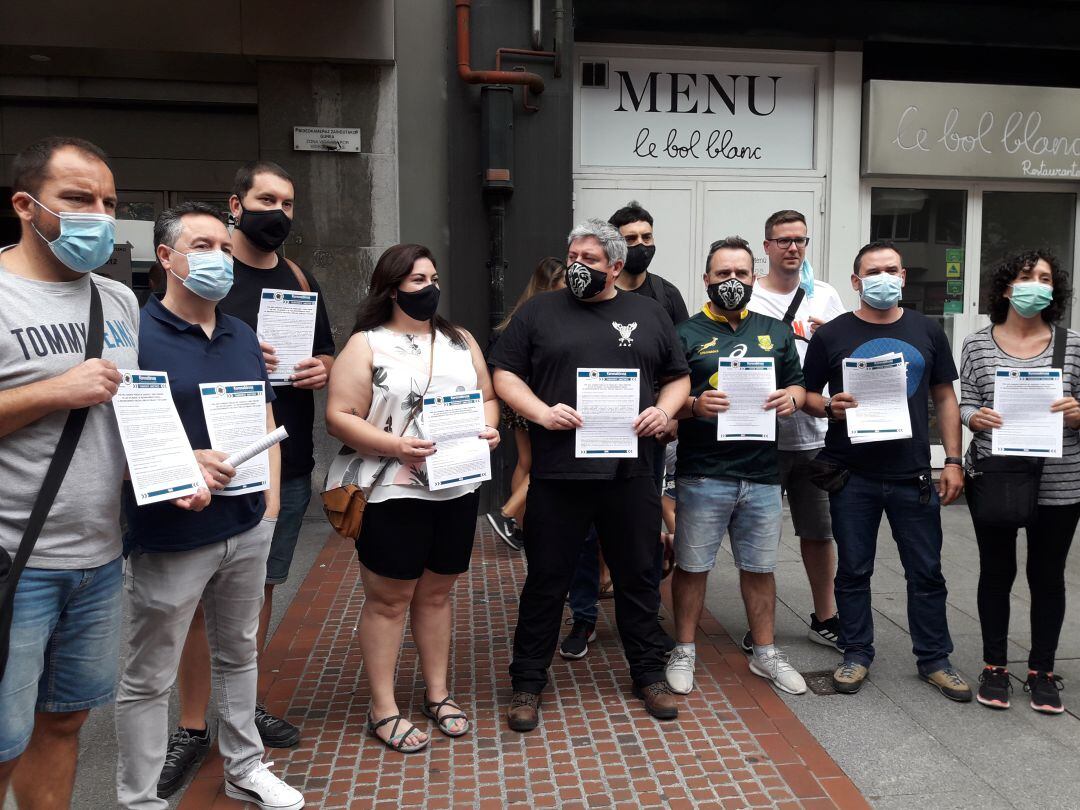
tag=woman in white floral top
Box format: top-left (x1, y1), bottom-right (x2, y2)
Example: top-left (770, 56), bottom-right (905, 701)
top-left (326, 244), bottom-right (499, 752)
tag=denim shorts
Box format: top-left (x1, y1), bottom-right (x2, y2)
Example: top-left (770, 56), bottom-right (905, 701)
top-left (0, 557), bottom-right (122, 762)
top-left (266, 474), bottom-right (313, 585)
top-left (674, 476), bottom-right (782, 573)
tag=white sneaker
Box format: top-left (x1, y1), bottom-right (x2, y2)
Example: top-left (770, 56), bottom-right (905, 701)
top-left (749, 648), bottom-right (807, 695)
top-left (665, 647), bottom-right (696, 694)
top-left (225, 761), bottom-right (305, 810)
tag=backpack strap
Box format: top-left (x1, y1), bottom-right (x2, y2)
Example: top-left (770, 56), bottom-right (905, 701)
top-left (284, 257), bottom-right (311, 293)
top-left (783, 287), bottom-right (806, 325)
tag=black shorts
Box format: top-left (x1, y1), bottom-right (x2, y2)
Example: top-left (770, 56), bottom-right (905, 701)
top-left (356, 491), bottom-right (480, 580)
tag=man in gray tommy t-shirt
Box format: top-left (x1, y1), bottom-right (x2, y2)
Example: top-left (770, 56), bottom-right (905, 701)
top-left (0, 137), bottom-right (205, 807)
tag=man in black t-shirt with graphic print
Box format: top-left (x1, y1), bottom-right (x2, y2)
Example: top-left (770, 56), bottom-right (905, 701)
top-left (802, 240), bottom-right (971, 702)
top-left (490, 219), bottom-right (690, 730)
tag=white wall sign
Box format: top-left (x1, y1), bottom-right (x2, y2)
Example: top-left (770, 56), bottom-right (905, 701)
top-left (292, 126), bottom-right (361, 153)
top-left (578, 57), bottom-right (816, 170)
top-left (863, 80), bottom-right (1080, 180)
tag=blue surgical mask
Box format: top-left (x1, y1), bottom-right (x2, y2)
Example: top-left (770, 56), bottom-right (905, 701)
top-left (859, 273), bottom-right (903, 310)
top-left (28, 195), bottom-right (115, 273)
top-left (166, 247), bottom-right (234, 301)
top-left (1009, 281), bottom-right (1053, 318)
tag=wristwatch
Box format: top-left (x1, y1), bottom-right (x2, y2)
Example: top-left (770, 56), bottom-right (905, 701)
top-left (823, 396), bottom-right (837, 421)
top-left (944, 456), bottom-right (963, 467)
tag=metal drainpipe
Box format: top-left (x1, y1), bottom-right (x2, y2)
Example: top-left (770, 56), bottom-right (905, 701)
top-left (456, 0), bottom-right (546, 95)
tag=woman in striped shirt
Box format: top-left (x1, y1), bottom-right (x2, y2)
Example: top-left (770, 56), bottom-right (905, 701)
top-left (960, 249), bottom-right (1080, 715)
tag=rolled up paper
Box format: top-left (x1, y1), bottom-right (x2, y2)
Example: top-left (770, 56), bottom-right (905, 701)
top-left (225, 425), bottom-right (289, 469)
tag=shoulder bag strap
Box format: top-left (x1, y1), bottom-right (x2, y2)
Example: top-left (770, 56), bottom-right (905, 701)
top-left (284, 258), bottom-right (312, 293)
top-left (782, 287), bottom-right (806, 325)
top-left (1032, 325), bottom-right (1068, 476)
top-left (1052, 325), bottom-right (1067, 370)
top-left (6, 279), bottom-right (104, 585)
top-left (365, 328), bottom-right (437, 494)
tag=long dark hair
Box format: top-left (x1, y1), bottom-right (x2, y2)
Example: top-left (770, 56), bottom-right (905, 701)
top-left (352, 243), bottom-right (466, 347)
top-left (495, 256), bottom-right (566, 331)
top-left (987, 249), bottom-right (1070, 325)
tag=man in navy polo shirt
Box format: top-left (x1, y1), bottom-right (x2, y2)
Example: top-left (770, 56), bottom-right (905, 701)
top-left (113, 202), bottom-right (304, 810)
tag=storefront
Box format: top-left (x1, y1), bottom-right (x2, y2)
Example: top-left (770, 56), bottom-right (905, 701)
top-left (572, 45), bottom-right (1080, 461)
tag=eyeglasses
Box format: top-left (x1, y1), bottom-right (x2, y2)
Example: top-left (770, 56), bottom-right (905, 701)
top-left (766, 237), bottom-right (810, 249)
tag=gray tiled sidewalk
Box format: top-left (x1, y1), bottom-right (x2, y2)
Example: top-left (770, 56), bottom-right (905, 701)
top-left (702, 497), bottom-right (1080, 809)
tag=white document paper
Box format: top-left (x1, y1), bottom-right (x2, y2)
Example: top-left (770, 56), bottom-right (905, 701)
top-left (113, 371), bottom-right (204, 506)
top-left (256, 288), bottom-right (318, 387)
top-left (226, 426), bottom-right (289, 469)
top-left (575, 368), bottom-right (640, 458)
top-left (992, 368), bottom-right (1064, 458)
top-left (715, 357), bottom-right (776, 442)
top-left (421, 390), bottom-right (491, 491)
top-left (200, 381), bottom-right (270, 496)
top-left (842, 353), bottom-right (913, 443)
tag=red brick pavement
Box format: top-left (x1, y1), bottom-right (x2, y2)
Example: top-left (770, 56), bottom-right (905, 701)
top-left (179, 524), bottom-right (869, 810)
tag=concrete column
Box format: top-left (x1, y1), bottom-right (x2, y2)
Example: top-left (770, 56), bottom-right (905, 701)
top-left (256, 59), bottom-right (399, 477)
top-left (825, 50), bottom-right (864, 309)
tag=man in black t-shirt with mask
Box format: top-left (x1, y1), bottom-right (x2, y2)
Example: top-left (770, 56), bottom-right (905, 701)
top-left (561, 200), bottom-right (688, 661)
top-left (802, 240), bottom-right (971, 703)
top-left (157, 161), bottom-right (335, 795)
top-left (490, 219), bottom-right (691, 730)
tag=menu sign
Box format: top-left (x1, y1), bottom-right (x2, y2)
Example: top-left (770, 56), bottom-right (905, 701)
top-left (578, 56), bottom-right (817, 171)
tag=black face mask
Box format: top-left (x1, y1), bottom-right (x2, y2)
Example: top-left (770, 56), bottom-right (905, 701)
top-left (708, 278), bottom-right (753, 311)
top-left (236, 206), bottom-right (292, 252)
top-left (623, 244), bottom-right (655, 276)
top-left (396, 284), bottom-right (440, 321)
top-left (565, 261), bottom-right (609, 300)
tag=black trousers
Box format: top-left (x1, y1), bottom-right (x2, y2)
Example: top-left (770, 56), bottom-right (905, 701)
top-left (509, 477), bottom-right (668, 694)
top-left (973, 501), bottom-right (1080, 672)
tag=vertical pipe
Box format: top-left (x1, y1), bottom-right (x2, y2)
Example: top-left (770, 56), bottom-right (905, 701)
top-left (486, 196), bottom-right (507, 333)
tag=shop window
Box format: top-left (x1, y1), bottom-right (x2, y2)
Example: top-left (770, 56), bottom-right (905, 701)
top-left (978, 191), bottom-right (1076, 319)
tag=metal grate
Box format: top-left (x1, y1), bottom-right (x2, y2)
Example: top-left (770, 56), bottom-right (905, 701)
top-left (801, 669), bottom-right (840, 696)
top-left (581, 61), bottom-right (608, 88)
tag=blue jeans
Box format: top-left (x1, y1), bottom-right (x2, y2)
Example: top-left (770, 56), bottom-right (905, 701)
top-left (265, 474), bottom-right (312, 585)
top-left (674, 476), bottom-right (782, 573)
top-left (829, 472), bottom-right (953, 674)
top-left (0, 558), bottom-right (122, 762)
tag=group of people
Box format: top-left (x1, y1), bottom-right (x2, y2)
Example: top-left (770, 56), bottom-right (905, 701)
top-left (1, 137), bottom-right (327, 810)
top-left (0, 134), bottom-right (1077, 810)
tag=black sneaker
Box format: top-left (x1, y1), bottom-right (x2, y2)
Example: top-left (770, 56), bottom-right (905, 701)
top-left (976, 666), bottom-right (1012, 710)
top-left (740, 630), bottom-right (753, 655)
top-left (559, 618), bottom-right (597, 660)
top-left (808, 612), bottom-right (844, 651)
top-left (1025, 671), bottom-right (1065, 715)
top-left (254, 704), bottom-right (301, 748)
top-left (486, 512), bottom-right (522, 551)
top-left (157, 726), bottom-right (211, 799)
top-left (507, 527), bottom-right (525, 552)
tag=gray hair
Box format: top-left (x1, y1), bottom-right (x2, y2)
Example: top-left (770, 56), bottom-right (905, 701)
top-left (567, 218), bottom-right (627, 267)
top-left (153, 201), bottom-right (226, 249)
